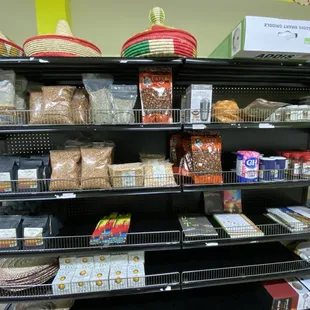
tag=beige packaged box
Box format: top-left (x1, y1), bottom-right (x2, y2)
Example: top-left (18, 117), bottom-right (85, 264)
top-left (75, 256), bottom-right (94, 269)
top-left (127, 264), bottom-right (145, 288)
top-left (110, 254), bottom-right (128, 266)
top-left (52, 269), bottom-right (75, 295)
top-left (128, 252), bottom-right (144, 265)
top-left (71, 268), bottom-right (91, 293)
top-left (286, 278), bottom-right (310, 310)
top-left (90, 267), bottom-right (110, 292)
top-left (59, 256), bottom-right (77, 269)
top-left (94, 254), bottom-right (111, 267)
top-left (109, 265), bottom-right (128, 290)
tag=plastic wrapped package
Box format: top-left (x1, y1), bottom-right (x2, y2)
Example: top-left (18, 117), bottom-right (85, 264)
top-left (191, 135), bottom-right (223, 184)
top-left (0, 70), bottom-right (16, 110)
top-left (110, 85), bottom-right (137, 124)
top-left (50, 150), bottom-right (81, 190)
top-left (29, 92), bottom-right (44, 124)
top-left (15, 76), bottom-right (28, 124)
top-left (139, 153), bottom-right (166, 162)
top-left (143, 162), bottom-right (176, 187)
top-left (213, 100), bottom-right (240, 123)
top-left (139, 69), bottom-right (173, 123)
top-left (243, 98), bottom-right (290, 121)
top-left (108, 163), bottom-right (144, 188)
top-left (80, 147), bottom-right (113, 189)
top-left (83, 74), bottom-right (113, 124)
top-left (71, 88), bottom-right (89, 124)
top-left (41, 86), bottom-right (75, 124)
top-left (266, 105), bottom-right (310, 122)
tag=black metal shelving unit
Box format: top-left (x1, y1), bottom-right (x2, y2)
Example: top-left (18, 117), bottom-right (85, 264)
top-left (1, 57), bottom-right (310, 306)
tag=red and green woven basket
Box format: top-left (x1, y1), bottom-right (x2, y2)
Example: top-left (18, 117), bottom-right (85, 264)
top-left (121, 7), bottom-right (197, 58)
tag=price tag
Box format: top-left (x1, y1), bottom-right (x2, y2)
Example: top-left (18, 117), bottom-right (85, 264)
top-left (192, 124), bottom-right (206, 130)
top-left (55, 193), bottom-right (76, 199)
top-left (205, 242), bottom-right (219, 247)
top-left (259, 123), bottom-right (275, 128)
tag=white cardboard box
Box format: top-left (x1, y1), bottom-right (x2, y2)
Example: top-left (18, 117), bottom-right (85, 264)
top-left (59, 256), bottom-right (77, 269)
top-left (109, 265), bottom-right (128, 290)
top-left (110, 254), bottom-right (128, 266)
top-left (210, 16), bottom-right (310, 61)
top-left (127, 264), bottom-right (145, 288)
top-left (128, 252), bottom-right (144, 265)
top-left (52, 269), bottom-right (75, 295)
top-left (93, 254), bottom-right (111, 267)
top-left (71, 268), bottom-right (92, 293)
top-left (75, 256), bottom-right (94, 269)
top-left (286, 278), bottom-right (310, 310)
top-left (90, 267), bottom-right (110, 292)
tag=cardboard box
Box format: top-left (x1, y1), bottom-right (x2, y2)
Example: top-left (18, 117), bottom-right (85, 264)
top-left (262, 280), bottom-right (298, 310)
top-left (110, 254), bottom-right (128, 266)
top-left (75, 256), bottom-right (94, 269)
top-left (128, 252), bottom-right (144, 265)
top-left (90, 267), bottom-right (110, 292)
top-left (109, 265), bottom-right (128, 290)
top-left (59, 256), bottom-right (77, 269)
top-left (93, 254), bottom-right (111, 267)
top-left (185, 85), bottom-right (213, 123)
top-left (285, 278), bottom-right (310, 310)
top-left (127, 264), bottom-right (145, 288)
top-left (52, 269), bottom-right (75, 295)
top-left (71, 268), bottom-right (91, 293)
top-left (210, 16), bottom-right (310, 61)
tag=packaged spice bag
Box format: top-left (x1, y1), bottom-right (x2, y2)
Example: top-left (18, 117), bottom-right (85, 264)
top-left (29, 92), bottom-right (44, 124)
top-left (143, 161), bottom-right (176, 187)
top-left (0, 156), bottom-right (18, 193)
top-left (71, 88), bottom-right (89, 124)
top-left (0, 70), bottom-right (16, 110)
top-left (191, 135), bottom-right (223, 184)
top-left (50, 149), bottom-right (81, 190)
top-left (80, 147), bottom-right (113, 189)
top-left (139, 68), bottom-right (173, 123)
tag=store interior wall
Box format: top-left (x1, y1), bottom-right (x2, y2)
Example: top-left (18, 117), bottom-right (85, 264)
top-left (0, 0), bottom-right (309, 57)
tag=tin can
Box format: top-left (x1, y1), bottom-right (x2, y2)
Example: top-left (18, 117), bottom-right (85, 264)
top-left (259, 157), bottom-right (276, 182)
top-left (270, 156), bottom-right (286, 181)
top-left (302, 153), bottom-right (310, 179)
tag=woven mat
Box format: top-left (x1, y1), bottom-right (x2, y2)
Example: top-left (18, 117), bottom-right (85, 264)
top-left (14, 299), bottom-right (74, 310)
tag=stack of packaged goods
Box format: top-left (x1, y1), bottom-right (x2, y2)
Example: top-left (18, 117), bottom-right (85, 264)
top-left (53, 252), bottom-right (145, 294)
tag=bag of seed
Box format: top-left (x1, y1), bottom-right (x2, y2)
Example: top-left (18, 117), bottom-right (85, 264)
top-left (83, 74), bottom-right (113, 124)
top-left (81, 147), bottom-right (113, 189)
top-left (50, 149), bottom-right (81, 190)
top-left (139, 68), bottom-right (173, 124)
top-left (41, 86), bottom-right (75, 124)
top-left (191, 135), bottom-right (223, 184)
top-left (143, 161), bottom-right (176, 187)
top-left (29, 92), bottom-right (44, 124)
top-left (71, 88), bottom-right (89, 124)
top-left (110, 85), bottom-right (137, 124)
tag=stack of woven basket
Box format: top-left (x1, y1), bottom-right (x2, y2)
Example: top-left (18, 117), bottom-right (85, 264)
top-left (121, 7), bottom-right (197, 58)
top-left (0, 31), bottom-right (24, 56)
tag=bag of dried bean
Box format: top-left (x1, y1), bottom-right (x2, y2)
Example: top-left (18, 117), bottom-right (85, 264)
top-left (191, 135), bottom-right (223, 184)
top-left (143, 161), bottom-right (176, 187)
top-left (71, 89), bottom-right (89, 124)
top-left (29, 92), bottom-right (44, 124)
top-left (139, 69), bottom-right (173, 124)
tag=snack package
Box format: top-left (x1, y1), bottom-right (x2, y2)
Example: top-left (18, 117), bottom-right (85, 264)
top-left (110, 85), bottom-right (137, 124)
top-left (29, 92), bottom-right (44, 124)
top-left (109, 213), bottom-right (131, 244)
top-left (50, 149), bottom-right (81, 190)
top-left (83, 74), bottom-right (113, 124)
top-left (139, 69), bottom-right (173, 123)
top-left (71, 88), bottom-right (89, 124)
top-left (90, 213), bottom-right (117, 245)
top-left (213, 100), bottom-right (240, 123)
top-left (143, 162), bottom-right (177, 187)
top-left (191, 135), bottom-right (223, 184)
top-left (80, 147), bottom-right (113, 189)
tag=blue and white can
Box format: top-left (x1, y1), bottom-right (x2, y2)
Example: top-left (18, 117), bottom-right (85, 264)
top-left (259, 157), bottom-right (276, 182)
top-left (270, 156), bottom-right (286, 181)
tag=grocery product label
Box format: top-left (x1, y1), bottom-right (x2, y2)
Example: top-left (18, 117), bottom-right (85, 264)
top-left (0, 172), bottom-right (12, 192)
top-left (18, 169), bottom-right (38, 189)
top-left (121, 171), bottom-right (136, 187)
top-left (302, 163), bottom-right (310, 176)
top-left (236, 151), bottom-right (259, 182)
top-left (294, 163), bottom-right (301, 176)
top-left (24, 227), bottom-right (43, 247)
top-left (153, 165), bottom-right (166, 180)
top-left (0, 228), bottom-right (17, 248)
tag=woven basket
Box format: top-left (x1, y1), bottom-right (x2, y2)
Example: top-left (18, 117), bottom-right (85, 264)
top-left (24, 20), bottom-right (102, 57)
top-left (0, 32), bottom-right (24, 56)
top-left (121, 7), bottom-right (197, 58)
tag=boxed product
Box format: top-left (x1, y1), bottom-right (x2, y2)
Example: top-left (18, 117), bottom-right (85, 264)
top-left (262, 280), bottom-right (298, 310)
top-left (75, 256), bottom-right (94, 269)
top-left (71, 268), bottom-right (91, 293)
top-left (94, 254), bottom-right (111, 267)
top-left (110, 254), bottom-right (129, 266)
top-left (52, 269), bottom-right (75, 295)
top-left (109, 265), bottom-right (128, 290)
top-left (210, 16), bottom-right (310, 61)
top-left (128, 252), bottom-right (144, 265)
top-left (185, 85), bottom-right (213, 123)
top-left (285, 278), bottom-right (310, 310)
top-left (89, 267), bottom-right (110, 292)
top-left (127, 264), bottom-right (145, 288)
top-left (59, 256), bottom-right (77, 269)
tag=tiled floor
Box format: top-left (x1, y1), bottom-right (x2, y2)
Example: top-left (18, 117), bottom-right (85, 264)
top-left (0, 304), bottom-right (8, 310)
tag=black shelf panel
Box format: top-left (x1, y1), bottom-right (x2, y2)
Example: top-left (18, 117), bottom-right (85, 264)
top-left (0, 186), bottom-right (181, 202)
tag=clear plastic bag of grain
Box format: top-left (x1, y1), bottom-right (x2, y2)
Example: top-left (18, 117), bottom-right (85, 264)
top-left (143, 161), bottom-right (177, 187)
top-left (0, 70), bottom-right (16, 124)
top-left (41, 86), bottom-right (75, 124)
top-left (81, 147), bottom-right (113, 189)
top-left (29, 92), bottom-right (44, 124)
top-left (50, 149), bottom-right (81, 190)
top-left (83, 74), bottom-right (113, 124)
top-left (108, 163), bottom-right (144, 188)
top-left (71, 88), bottom-right (89, 124)
top-left (139, 153), bottom-right (166, 163)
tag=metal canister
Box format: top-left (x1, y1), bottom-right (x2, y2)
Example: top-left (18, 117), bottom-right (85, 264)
top-left (259, 157), bottom-right (276, 182)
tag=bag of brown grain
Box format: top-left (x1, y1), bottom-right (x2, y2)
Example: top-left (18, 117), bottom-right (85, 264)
top-left (143, 161), bottom-right (177, 187)
top-left (29, 92), bottom-right (44, 124)
top-left (71, 89), bottom-right (89, 124)
top-left (50, 149), bottom-right (81, 190)
top-left (81, 147), bottom-right (113, 189)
